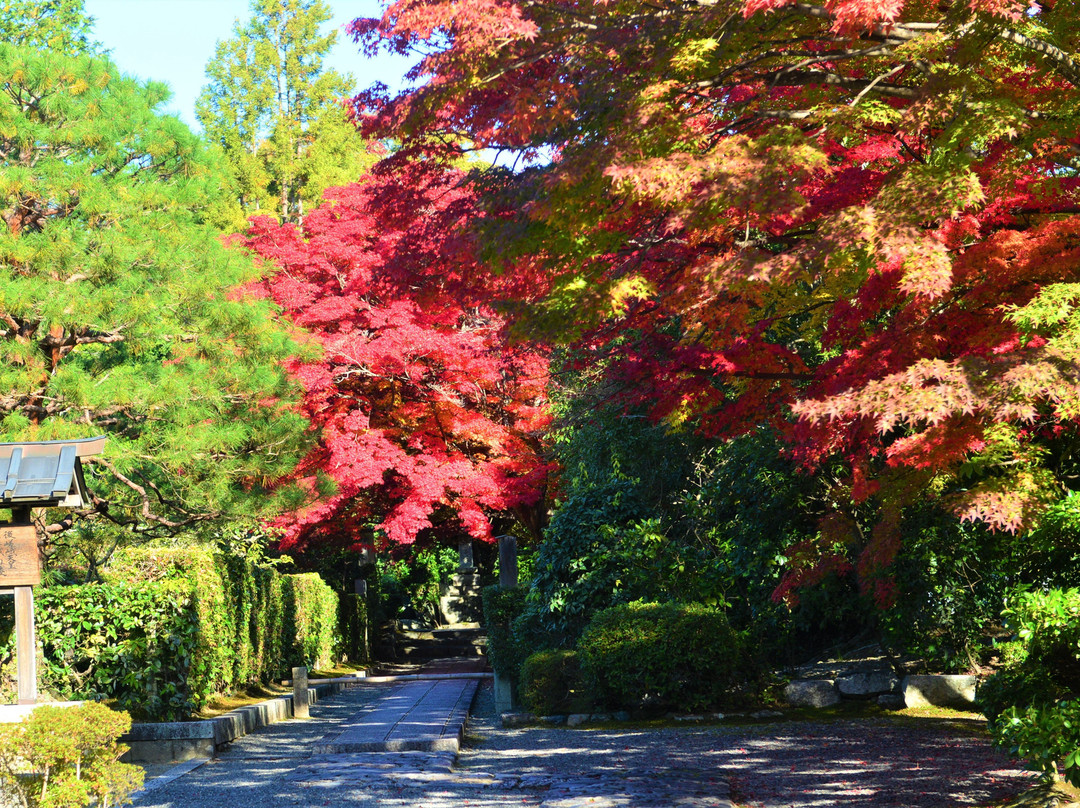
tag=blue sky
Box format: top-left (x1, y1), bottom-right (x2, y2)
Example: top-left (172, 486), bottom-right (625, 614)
top-left (84, 0), bottom-right (412, 132)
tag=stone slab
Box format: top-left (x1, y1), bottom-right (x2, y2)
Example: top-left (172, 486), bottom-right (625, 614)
top-left (125, 738), bottom-right (214, 764)
top-left (836, 671), bottom-right (899, 697)
top-left (784, 679), bottom-right (841, 708)
top-left (902, 674), bottom-right (978, 709)
top-left (0, 701), bottom-right (83, 724)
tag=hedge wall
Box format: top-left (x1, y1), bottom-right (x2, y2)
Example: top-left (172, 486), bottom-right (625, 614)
top-left (1, 547), bottom-right (352, 721)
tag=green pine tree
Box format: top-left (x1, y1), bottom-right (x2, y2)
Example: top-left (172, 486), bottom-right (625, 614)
top-left (197, 0), bottom-right (374, 222)
top-left (0, 0), bottom-right (99, 56)
top-left (0, 41), bottom-right (311, 538)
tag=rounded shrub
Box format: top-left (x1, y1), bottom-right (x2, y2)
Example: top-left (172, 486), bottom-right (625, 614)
top-left (577, 601), bottom-right (756, 711)
top-left (519, 650), bottom-right (583, 715)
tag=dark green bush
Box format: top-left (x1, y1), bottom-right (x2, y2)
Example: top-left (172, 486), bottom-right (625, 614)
top-left (519, 650), bottom-right (583, 715)
top-left (376, 546), bottom-right (459, 623)
top-left (577, 601), bottom-right (758, 711)
top-left (337, 592), bottom-right (370, 665)
top-left (980, 587), bottom-right (1080, 784)
top-left (482, 585), bottom-right (527, 680)
top-left (35, 581), bottom-right (198, 721)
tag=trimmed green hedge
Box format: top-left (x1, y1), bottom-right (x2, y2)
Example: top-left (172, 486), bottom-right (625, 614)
top-left (4, 547), bottom-right (344, 721)
top-left (578, 601), bottom-right (759, 711)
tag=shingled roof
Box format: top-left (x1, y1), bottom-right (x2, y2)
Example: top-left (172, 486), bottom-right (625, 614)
top-left (0, 436), bottom-right (106, 508)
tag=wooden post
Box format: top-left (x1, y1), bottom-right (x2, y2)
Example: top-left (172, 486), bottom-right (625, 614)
top-left (353, 579), bottom-right (369, 662)
top-left (14, 585), bottom-right (36, 704)
top-left (1, 518), bottom-right (39, 706)
top-left (292, 666), bottom-right (309, 719)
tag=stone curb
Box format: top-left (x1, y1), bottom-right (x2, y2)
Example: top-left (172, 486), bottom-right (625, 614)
top-left (127, 757), bottom-right (210, 802)
top-left (121, 680), bottom-right (354, 764)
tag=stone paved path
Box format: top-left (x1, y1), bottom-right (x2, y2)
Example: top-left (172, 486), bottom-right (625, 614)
top-left (132, 670), bottom-right (1034, 808)
top-left (313, 679), bottom-right (478, 753)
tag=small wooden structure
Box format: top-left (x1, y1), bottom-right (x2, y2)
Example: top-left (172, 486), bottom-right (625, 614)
top-left (0, 436), bottom-right (105, 704)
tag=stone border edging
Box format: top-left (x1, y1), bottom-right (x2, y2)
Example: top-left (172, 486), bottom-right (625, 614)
top-left (127, 757), bottom-right (210, 802)
top-left (121, 680), bottom-right (354, 764)
top-left (500, 708), bottom-right (786, 727)
top-left (0, 700), bottom-right (82, 723)
top-left (783, 672), bottom-right (979, 710)
top-left (281, 672), bottom-right (492, 686)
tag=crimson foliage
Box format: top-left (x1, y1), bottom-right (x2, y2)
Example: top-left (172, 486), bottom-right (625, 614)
top-left (243, 165), bottom-right (552, 550)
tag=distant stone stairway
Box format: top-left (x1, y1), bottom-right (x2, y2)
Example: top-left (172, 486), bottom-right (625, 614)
top-left (388, 625), bottom-right (488, 662)
top-left (375, 540), bottom-right (490, 663)
top-left (439, 569), bottom-right (484, 624)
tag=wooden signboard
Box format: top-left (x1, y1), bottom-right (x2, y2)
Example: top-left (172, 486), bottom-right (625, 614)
top-left (0, 525), bottom-right (39, 586)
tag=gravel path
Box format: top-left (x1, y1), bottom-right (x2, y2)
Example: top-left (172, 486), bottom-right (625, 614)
top-left (132, 680), bottom-right (1037, 808)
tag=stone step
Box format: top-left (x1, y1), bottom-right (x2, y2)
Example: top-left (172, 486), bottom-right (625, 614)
top-left (432, 627), bottom-right (486, 641)
top-left (395, 642), bottom-right (487, 660)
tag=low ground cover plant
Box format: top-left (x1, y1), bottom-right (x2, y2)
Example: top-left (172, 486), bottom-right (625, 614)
top-left (0, 702), bottom-right (142, 808)
top-left (980, 587), bottom-right (1080, 785)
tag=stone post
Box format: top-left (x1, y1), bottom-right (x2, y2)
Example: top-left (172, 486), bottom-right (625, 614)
top-left (494, 535), bottom-right (519, 713)
top-left (498, 535), bottom-right (518, 590)
top-left (292, 666), bottom-right (309, 719)
top-left (353, 579), bottom-right (369, 662)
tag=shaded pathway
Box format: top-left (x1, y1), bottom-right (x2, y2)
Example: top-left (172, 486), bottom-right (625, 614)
top-left (133, 677), bottom-right (1036, 808)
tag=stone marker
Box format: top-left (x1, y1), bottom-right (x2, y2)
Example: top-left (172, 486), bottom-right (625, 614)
top-left (458, 539), bottom-right (475, 571)
top-left (292, 666), bottom-right (310, 719)
top-left (494, 535), bottom-right (518, 713)
top-left (784, 679), bottom-right (841, 708)
top-left (498, 535), bottom-right (518, 590)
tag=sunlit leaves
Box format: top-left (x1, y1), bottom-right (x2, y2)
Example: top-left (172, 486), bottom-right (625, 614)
top-left (243, 166), bottom-right (552, 550)
top-left (352, 0), bottom-right (1080, 575)
top-left (0, 42), bottom-right (309, 532)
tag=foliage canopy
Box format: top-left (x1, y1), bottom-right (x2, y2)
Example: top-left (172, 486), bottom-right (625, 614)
top-left (0, 42), bottom-right (308, 540)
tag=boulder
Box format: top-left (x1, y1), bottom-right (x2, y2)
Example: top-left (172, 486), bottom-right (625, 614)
top-left (784, 679), bottom-right (841, 708)
top-left (902, 674), bottom-right (977, 708)
top-left (566, 713), bottom-right (591, 727)
top-left (877, 694), bottom-right (906, 709)
top-left (836, 671), bottom-right (899, 697)
top-left (751, 710), bottom-right (784, 720)
top-left (501, 712), bottom-right (536, 727)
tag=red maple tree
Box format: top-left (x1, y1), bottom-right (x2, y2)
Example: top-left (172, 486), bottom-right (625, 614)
top-left (242, 164), bottom-right (552, 551)
top-left (351, 0), bottom-right (1080, 602)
